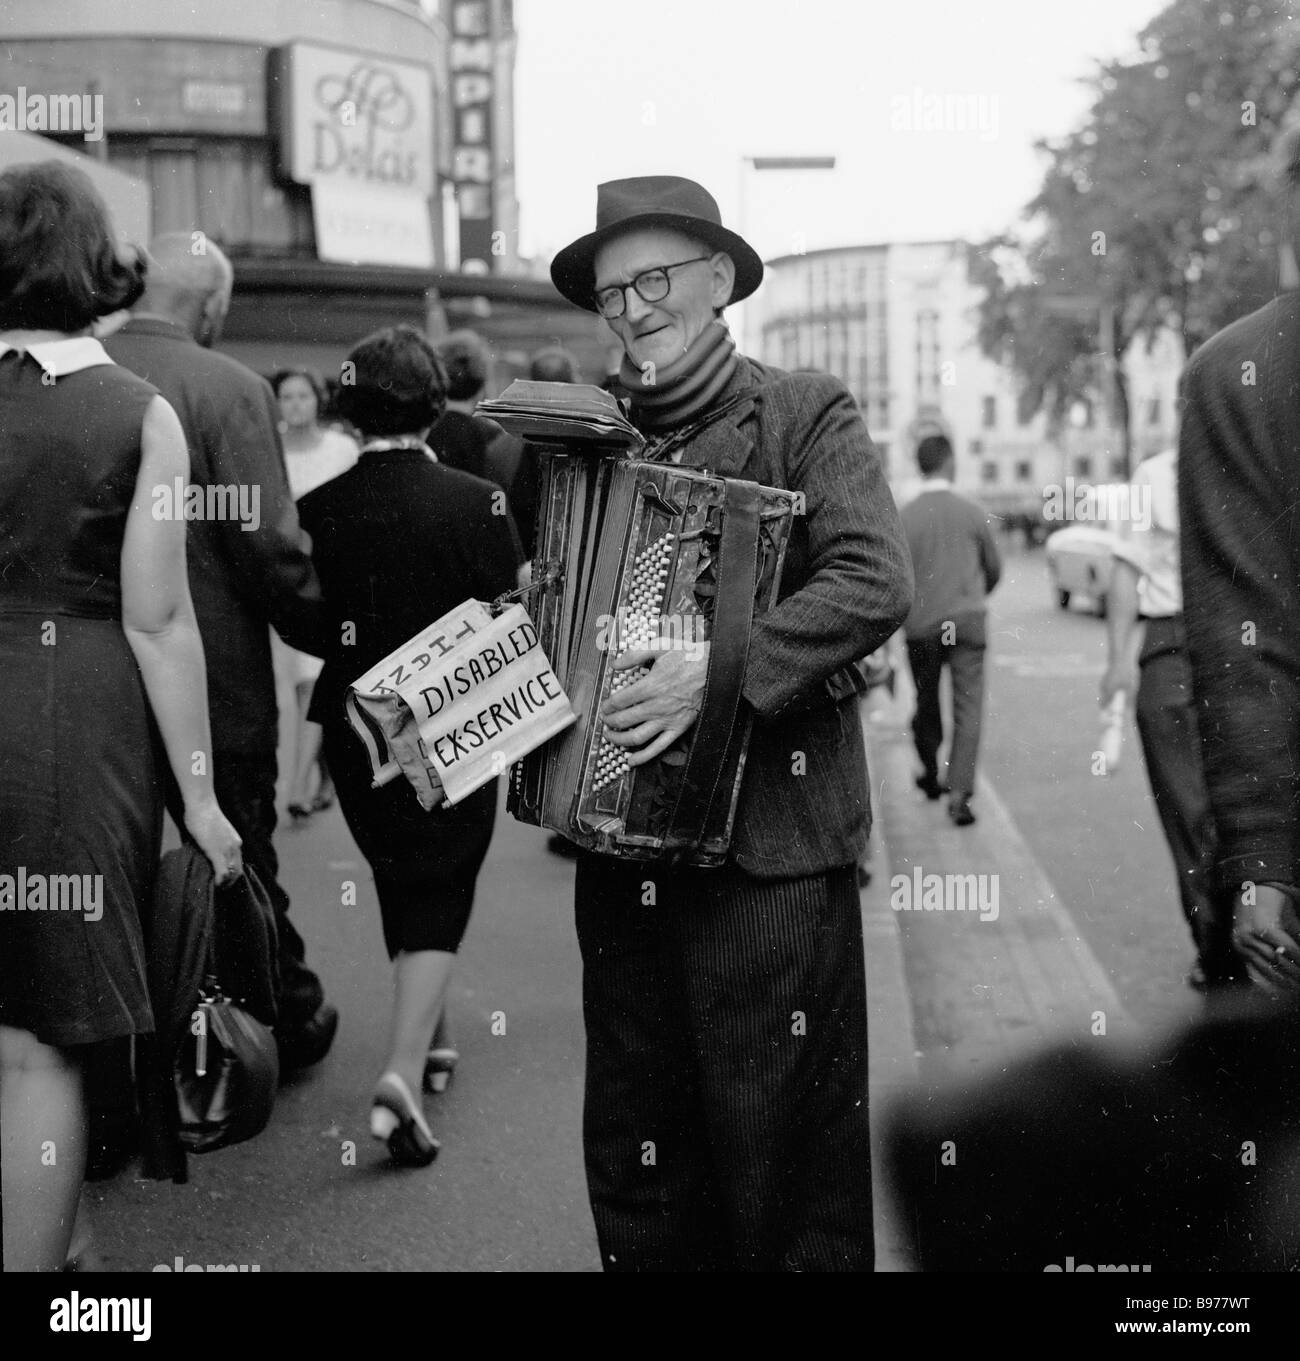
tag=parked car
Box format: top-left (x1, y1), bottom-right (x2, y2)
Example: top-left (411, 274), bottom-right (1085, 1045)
top-left (1045, 521), bottom-right (1122, 615)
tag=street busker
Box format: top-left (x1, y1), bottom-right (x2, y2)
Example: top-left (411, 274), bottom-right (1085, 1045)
top-left (297, 326), bottom-right (525, 1166)
top-left (0, 161), bottom-right (242, 1271)
top-left (545, 175), bottom-right (914, 1270)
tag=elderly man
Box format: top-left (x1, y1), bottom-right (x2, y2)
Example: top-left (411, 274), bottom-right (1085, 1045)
top-left (106, 236), bottom-right (338, 1071)
top-left (549, 176), bottom-right (913, 1271)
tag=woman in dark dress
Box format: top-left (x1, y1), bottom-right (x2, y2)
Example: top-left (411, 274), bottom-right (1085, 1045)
top-left (0, 162), bottom-right (242, 1270)
top-left (297, 326), bottom-right (522, 1166)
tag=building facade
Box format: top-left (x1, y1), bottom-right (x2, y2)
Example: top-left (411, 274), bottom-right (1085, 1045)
top-left (751, 242), bottom-right (1184, 509)
top-left (3, 0), bottom-right (605, 383)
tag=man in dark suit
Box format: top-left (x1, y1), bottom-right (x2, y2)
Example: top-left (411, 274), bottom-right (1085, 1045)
top-left (549, 176), bottom-right (913, 1271)
top-left (1178, 128), bottom-right (1300, 993)
top-left (106, 234), bottom-right (338, 1069)
top-left (899, 433), bottom-right (1001, 827)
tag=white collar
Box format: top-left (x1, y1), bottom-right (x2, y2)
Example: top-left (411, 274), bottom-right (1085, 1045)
top-left (0, 336), bottom-right (115, 379)
top-left (920, 476), bottom-right (953, 490)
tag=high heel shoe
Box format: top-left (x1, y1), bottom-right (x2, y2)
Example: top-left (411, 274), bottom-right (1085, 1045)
top-left (423, 1046), bottom-right (459, 1094)
top-left (370, 1072), bottom-right (439, 1167)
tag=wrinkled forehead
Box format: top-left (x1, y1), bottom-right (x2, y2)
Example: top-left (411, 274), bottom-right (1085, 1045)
top-left (593, 226), bottom-right (713, 287)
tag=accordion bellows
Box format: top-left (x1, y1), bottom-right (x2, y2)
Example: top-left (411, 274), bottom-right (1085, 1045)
top-left (510, 452), bottom-right (800, 865)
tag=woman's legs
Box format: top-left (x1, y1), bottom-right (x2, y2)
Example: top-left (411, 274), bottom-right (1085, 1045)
top-left (288, 681), bottom-right (321, 811)
top-left (0, 1024), bottom-right (87, 1271)
top-left (384, 949), bottom-right (456, 1097)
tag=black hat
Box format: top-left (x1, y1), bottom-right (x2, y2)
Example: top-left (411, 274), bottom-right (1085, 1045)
top-left (550, 175), bottom-right (764, 313)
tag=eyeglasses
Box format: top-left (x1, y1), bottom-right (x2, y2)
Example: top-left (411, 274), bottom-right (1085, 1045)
top-left (592, 256), bottom-right (714, 319)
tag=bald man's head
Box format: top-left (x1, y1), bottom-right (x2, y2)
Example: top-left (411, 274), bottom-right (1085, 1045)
top-left (134, 233), bottom-right (235, 346)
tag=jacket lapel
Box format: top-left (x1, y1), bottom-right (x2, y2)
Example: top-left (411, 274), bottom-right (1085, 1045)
top-left (674, 358), bottom-right (761, 478)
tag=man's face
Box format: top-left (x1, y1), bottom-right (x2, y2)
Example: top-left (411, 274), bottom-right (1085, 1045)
top-left (593, 228), bottom-right (733, 372)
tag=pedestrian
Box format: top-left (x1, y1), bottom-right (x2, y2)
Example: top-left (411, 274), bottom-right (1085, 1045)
top-left (0, 161), bottom-right (242, 1271)
top-left (548, 174), bottom-right (913, 1270)
top-left (296, 325), bottom-right (525, 1166)
top-left (271, 367), bottom-right (359, 823)
top-left (105, 235), bottom-right (339, 1073)
top-left (899, 433), bottom-right (1001, 826)
top-left (430, 328), bottom-right (499, 482)
top-left (1178, 124), bottom-right (1300, 994)
top-left (499, 344), bottom-right (582, 559)
top-left (1101, 446), bottom-right (1243, 991)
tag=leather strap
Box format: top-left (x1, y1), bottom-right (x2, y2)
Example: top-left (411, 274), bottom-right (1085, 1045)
top-left (661, 477), bottom-right (762, 858)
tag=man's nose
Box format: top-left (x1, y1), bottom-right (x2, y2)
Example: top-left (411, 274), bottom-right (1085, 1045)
top-left (623, 286), bottom-right (655, 323)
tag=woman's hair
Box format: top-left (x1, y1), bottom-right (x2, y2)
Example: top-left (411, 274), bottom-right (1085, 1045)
top-left (0, 161), bottom-right (147, 331)
top-left (436, 329), bottom-right (489, 401)
top-left (335, 325), bottom-right (449, 437)
top-left (272, 366), bottom-right (327, 408)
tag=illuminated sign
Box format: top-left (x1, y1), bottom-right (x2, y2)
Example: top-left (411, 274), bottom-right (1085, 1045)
top-left (449, 0), bottom-right (495, 270)
top-left (275, 41), bottom-right (435, 197)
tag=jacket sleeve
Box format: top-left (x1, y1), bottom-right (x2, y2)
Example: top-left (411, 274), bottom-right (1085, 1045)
top-left (200, 377), bottom-right (327, 657)
top-left (741, 375), bottom-right (914, 719)
top-left (1179, 345), bottom-right (1300, 885)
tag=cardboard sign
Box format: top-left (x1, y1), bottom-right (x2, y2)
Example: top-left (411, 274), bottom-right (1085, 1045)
top-left (346, 601), bottom-right (576, 808)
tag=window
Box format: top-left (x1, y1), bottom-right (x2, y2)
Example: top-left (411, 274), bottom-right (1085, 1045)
top-left (982, 396), bottom-right (997, 430)
top-left (1015, 461), bottom-right (1032, 482)
top-left (1110, 456), bottom-right (1127, 477)
top-left (982, 461), bottom-right (998, 484)
top-left (1074, 457), bottom-right (1092, 478)
top-left (969, 439), bottom-right (983, 456)
top-left (1148, 397), bottom-right (1161, 427)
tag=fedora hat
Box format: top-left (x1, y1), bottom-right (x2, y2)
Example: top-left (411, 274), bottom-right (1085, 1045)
top-left (550, 175), bottom-right (764, 313)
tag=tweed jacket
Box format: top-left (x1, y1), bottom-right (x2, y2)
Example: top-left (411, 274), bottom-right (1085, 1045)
top-left (106, 319), bottom-right (324, 757)
top-left (659, 355), bottom-right (913, 878)
top-left (1179, 292), bottom-right (1300, 887)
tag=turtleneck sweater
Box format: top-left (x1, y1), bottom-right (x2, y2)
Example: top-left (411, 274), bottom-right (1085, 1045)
top-left (617, 320), bottom-right (740, 433)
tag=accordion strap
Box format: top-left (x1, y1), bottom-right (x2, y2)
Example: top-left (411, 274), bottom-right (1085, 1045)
top-left (661, 476), bottom-right (762, 858)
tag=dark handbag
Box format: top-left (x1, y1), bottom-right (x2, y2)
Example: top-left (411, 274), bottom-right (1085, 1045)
top-left (175, 981), bottom-right (279, 1154)
top-left (171, 863), bottom-right (280, 1154)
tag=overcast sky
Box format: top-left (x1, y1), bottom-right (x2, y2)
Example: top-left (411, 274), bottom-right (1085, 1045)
top-left (513, 0), bottom-right (1171, 264)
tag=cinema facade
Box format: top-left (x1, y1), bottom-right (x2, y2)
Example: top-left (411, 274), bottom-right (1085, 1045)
top-left (3, 0), bottom-right (609, 384)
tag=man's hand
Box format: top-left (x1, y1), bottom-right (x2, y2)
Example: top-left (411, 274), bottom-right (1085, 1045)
top-left (601, 640), bottom-right (709, 766)
top-left (1232, 884), bottom-right (1300, 992)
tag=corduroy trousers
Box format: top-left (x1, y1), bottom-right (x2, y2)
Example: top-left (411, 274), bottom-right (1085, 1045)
top-left (573, 853), bottom-right (874, 1272)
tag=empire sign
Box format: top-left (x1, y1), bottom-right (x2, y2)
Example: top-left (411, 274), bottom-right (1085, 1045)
top-left (450, 0), bottom-right (496, 271)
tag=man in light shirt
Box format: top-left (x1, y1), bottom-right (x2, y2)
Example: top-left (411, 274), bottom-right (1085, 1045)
top-left (1102, 448), bottom-right (1242, 991)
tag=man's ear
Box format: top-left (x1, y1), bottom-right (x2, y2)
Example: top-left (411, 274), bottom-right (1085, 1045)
top-left (709, 252), bottom-right (736, 308)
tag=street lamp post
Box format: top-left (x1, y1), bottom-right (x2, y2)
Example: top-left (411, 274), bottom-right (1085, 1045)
top-left (735, 154), bottom-right (836, 353)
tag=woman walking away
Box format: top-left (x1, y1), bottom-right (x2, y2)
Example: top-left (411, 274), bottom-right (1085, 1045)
top-left (0, 161), bottom-right (242, 1271)
top-left (296, 326), bottom-right (523, 1166)
top-left (271, 367), bottom-right (358, 821)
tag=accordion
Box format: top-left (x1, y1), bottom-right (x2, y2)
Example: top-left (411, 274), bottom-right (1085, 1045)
top-left (508, 450), bottom-right (800, 865)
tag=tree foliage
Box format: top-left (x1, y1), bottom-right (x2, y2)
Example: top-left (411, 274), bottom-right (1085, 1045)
top-left (972, 0), bottom-right (1300, 462)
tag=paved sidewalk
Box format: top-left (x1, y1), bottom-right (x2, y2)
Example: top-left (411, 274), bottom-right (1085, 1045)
top-left (862, 674), bottom-right (1134, 1089)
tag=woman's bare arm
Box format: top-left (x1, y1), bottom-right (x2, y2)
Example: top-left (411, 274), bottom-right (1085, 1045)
top-left (120, 395), bottom-right (242, 880)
